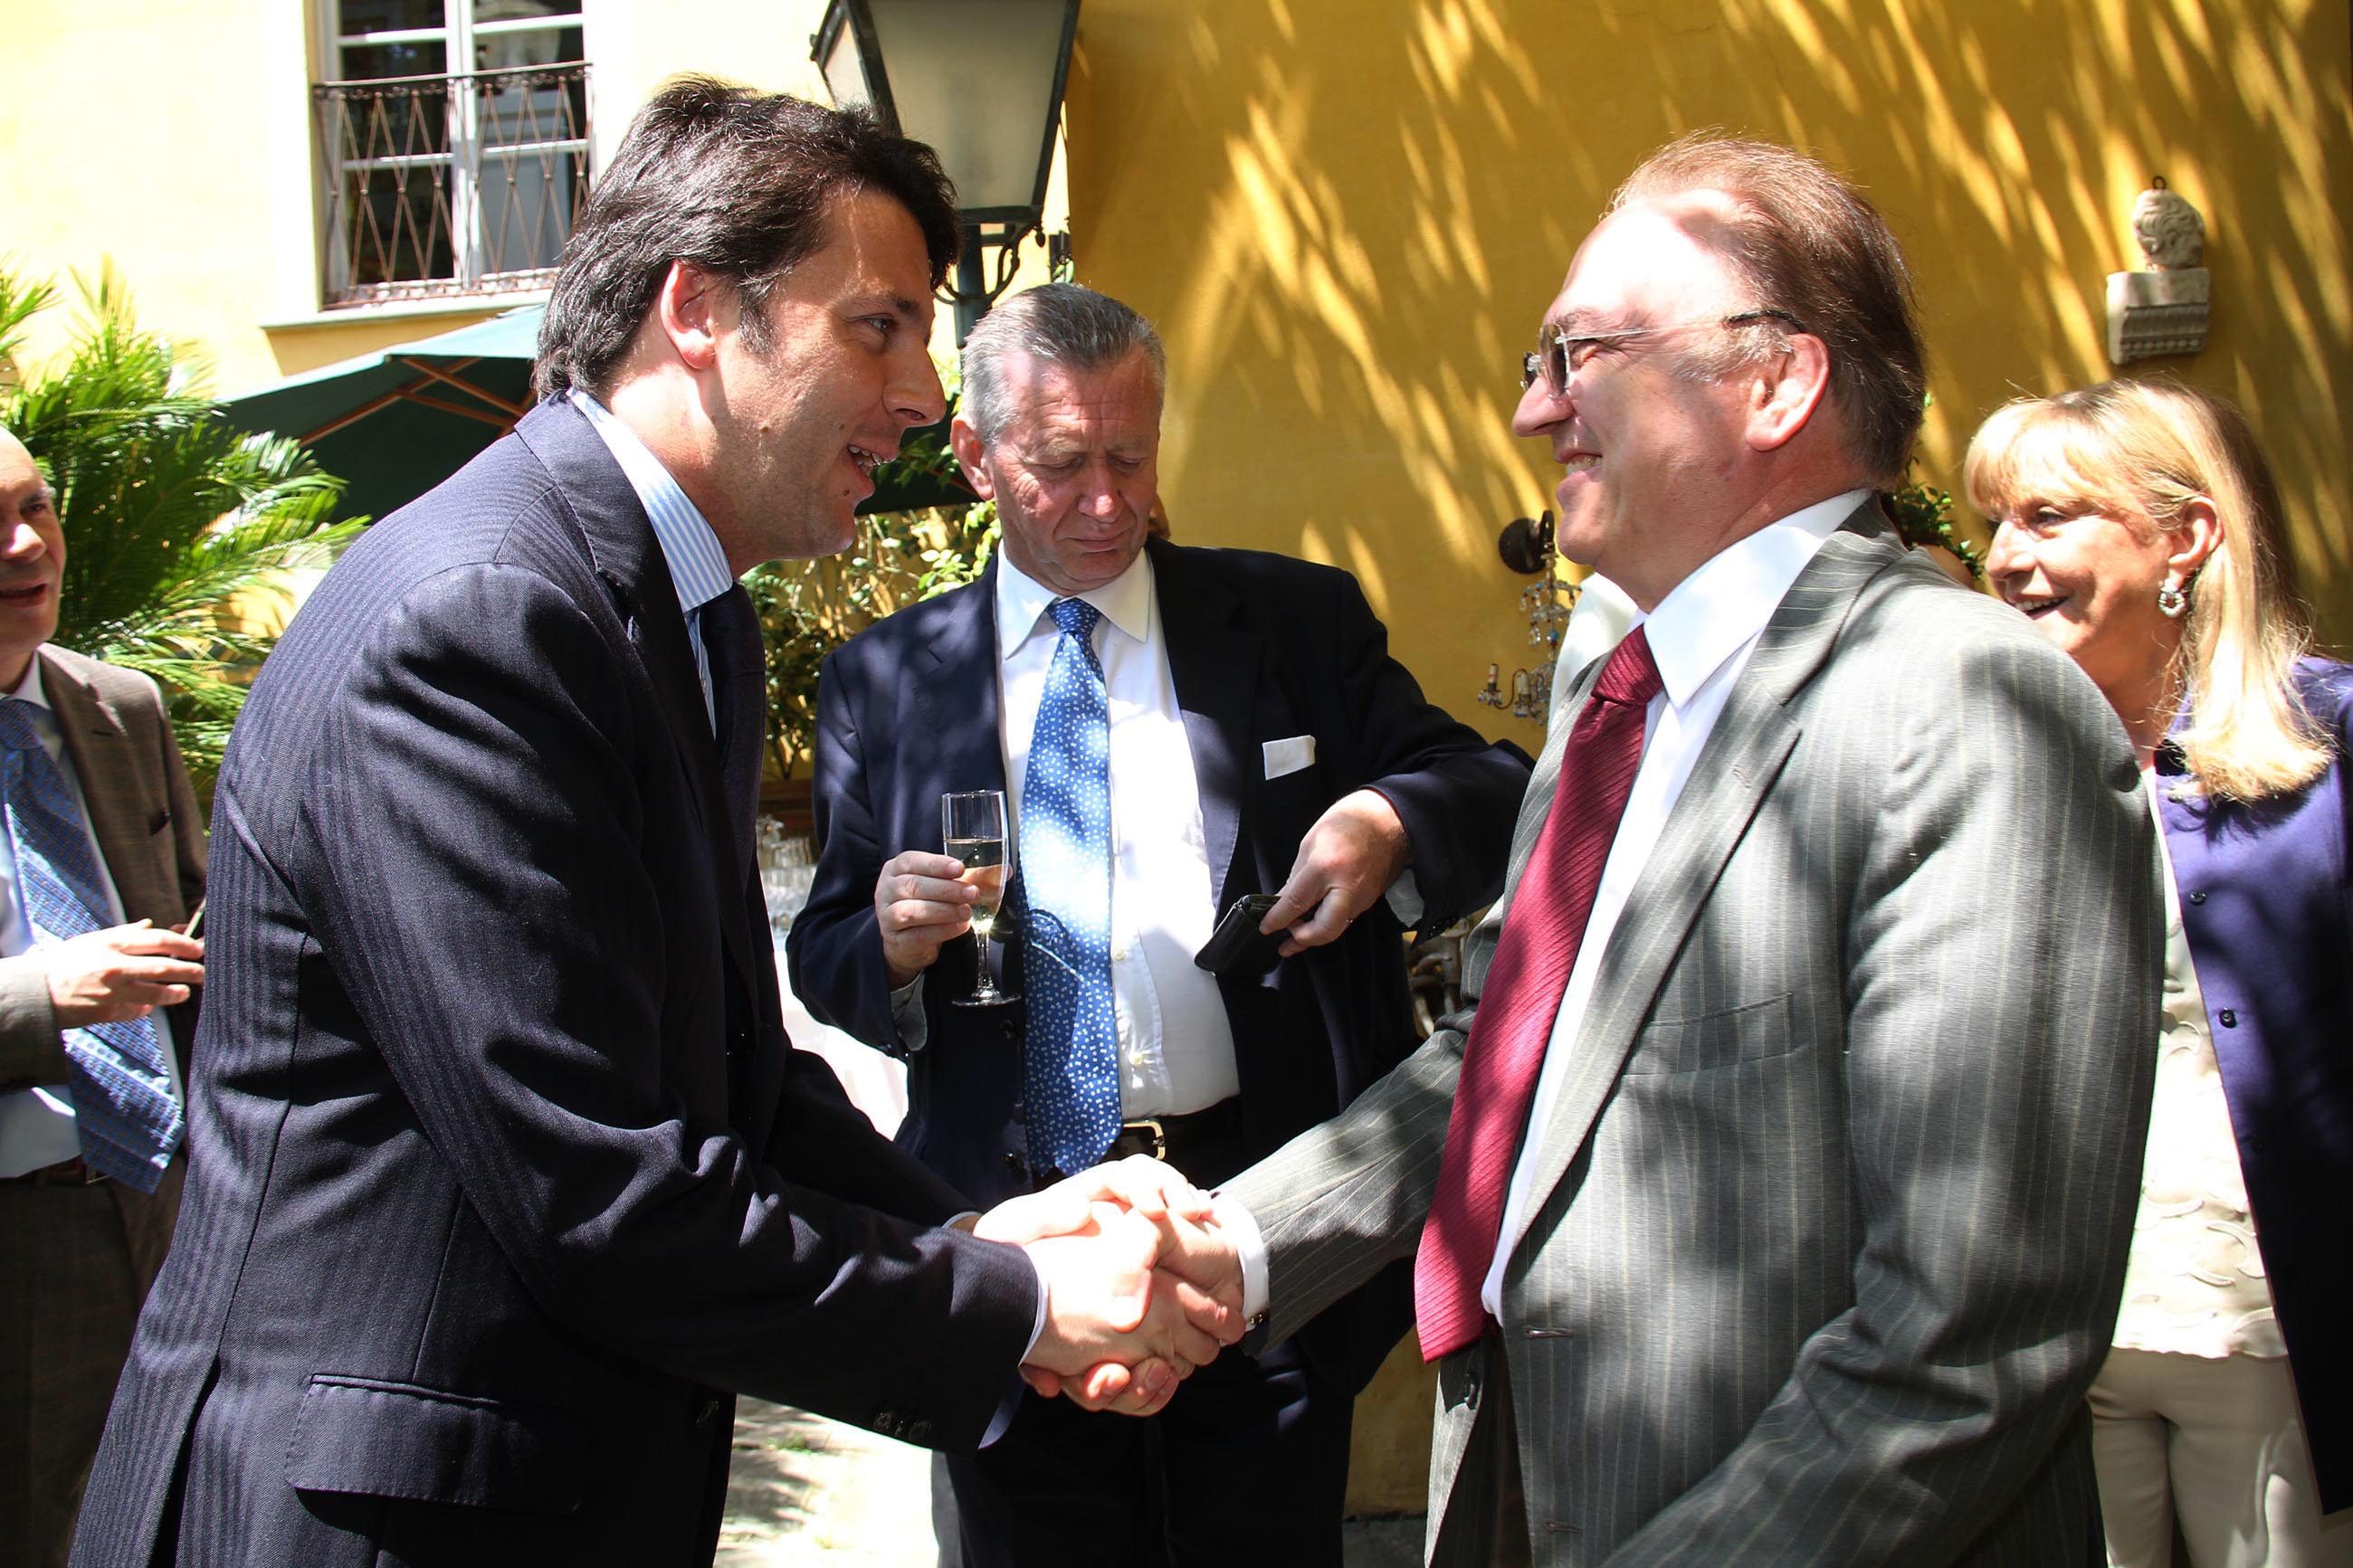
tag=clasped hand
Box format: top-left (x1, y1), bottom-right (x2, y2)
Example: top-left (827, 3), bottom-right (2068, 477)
top-left (975, 1156), bottom-right (1245, 1417)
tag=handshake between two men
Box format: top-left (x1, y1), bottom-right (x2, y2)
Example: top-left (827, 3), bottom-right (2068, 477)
top-left (964, 1155), bottom-right (1249, 1418)
top-left (862, 793), bottom-right (1417, 1417)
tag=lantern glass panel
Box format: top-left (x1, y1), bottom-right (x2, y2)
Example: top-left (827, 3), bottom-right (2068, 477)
top-left (866, 0), bottom-right (1069, 214)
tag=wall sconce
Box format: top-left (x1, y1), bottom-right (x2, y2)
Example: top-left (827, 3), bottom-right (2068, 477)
top-left (1497, 510), bottom-right (1552, 574)
top-left (1479, 508), bottom-right (1578, 727)
top-left (2108, 176), bottom-right (2209, 364)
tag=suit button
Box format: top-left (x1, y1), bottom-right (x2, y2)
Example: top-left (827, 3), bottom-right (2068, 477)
top-left (903, 1420), bottom-right (933, 1444)
top-left (2187, 890), bottom-right (2206, 904)
top-left (1000, 1018), bottom-right (1020, 1041)
top-left (2218, 1009), bottom-right (2237, 1027)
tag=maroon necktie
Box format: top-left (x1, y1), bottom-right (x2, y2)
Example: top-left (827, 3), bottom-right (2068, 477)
top-left (1413, 626), bottom-right (1663, 1361)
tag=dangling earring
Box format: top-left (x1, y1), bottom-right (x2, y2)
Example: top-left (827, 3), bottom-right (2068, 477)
top-left (2158, 578), bottom-right (2188, 619)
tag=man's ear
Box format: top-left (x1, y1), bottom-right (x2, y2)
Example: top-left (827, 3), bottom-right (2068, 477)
top-left (950, 417), bottom-right (997, 501)
top-left (1747, 332), bottom-right (1832, 453)
top-left (653, 261), bottom-right (727, 372)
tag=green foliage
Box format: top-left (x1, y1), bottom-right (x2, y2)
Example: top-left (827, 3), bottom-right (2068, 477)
top-left (0, 262), bottom-right (364, 782)
top-left (0, 270), bottom-right (56, 375)
top-left (1887, 463), bottom-right (1984, 580)
top-left (747, 499), bottom-right (997, 780)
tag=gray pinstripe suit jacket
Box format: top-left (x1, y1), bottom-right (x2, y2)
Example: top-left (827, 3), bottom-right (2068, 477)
top-left (1224, 508), bottom-right (2161, 1566)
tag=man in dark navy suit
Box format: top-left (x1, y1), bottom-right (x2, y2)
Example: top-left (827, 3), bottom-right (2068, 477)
top-left (70, 82), bottom-right (1229, 1568)
top-left (790, 283), bottom-right (1532, 1566)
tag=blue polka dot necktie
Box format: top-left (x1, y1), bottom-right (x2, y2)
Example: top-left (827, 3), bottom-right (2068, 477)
top-left (1019, 598), bottom-right (1119, 1174)
top-left (0, 698), bottom-right (182, 1192)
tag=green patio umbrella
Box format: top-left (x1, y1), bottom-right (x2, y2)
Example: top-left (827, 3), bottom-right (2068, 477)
top-left (223, 306), bottom-right (542, 525)
top-left (223, 303), bottom-right (971, 524)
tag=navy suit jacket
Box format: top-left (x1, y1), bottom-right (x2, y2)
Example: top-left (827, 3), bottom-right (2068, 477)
top-left (71, 400), bottom-right (1038, 1568)
top-left (787, 538), bottom-right (1532, 1390)
top-left (2158, 657), bottom-right (2353, 1514)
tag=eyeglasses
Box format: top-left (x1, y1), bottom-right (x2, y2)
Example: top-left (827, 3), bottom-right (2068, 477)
top-left (1519, 308), bottom-right (1807, 397)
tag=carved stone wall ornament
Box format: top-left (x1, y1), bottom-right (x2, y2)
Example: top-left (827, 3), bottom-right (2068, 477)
top-left (2134, 176), bottom-right (2206, 270)
top-left (2109, 175), bottom-right (2211, 364)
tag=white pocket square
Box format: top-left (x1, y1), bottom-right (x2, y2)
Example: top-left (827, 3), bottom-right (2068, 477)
top-left (1262, 736), bottom-right (1316, 779)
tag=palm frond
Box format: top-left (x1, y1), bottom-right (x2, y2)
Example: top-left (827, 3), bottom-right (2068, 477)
top-left (0, 263), bottom-right (58, 374)
top-left (0, 262), bottom-right (364, 788)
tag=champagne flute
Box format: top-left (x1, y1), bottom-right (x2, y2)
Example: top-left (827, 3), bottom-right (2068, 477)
top-left (942, 790), bottom-right (1017, 1007)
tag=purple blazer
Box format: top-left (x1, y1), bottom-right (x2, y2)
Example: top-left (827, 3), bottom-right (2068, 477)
top-left (2155, 657), bottom-right (2353, 1515)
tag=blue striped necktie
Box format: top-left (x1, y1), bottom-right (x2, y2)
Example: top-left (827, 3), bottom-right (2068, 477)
top-left (1019, 598), bottom-right (1119, 1174)
top-left (0, 698), bottom-right (182, 1191)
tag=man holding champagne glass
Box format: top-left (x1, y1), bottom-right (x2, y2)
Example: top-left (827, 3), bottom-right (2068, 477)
top-left (790, 282), bottom-right (1533, 1566)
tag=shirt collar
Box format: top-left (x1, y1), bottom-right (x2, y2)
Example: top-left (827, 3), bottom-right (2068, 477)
top-left (6, 655), bottom-right (50, 710)
top-left (569, 390), bottom-right (737, 618)
top-left (995, 545), bottom-right (1157, 660)
top-left (1636, 489), bottom-right (1868, 708)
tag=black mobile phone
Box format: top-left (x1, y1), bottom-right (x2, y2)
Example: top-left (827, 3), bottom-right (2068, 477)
top-left (1194, 893), bottom-right (1284, 976)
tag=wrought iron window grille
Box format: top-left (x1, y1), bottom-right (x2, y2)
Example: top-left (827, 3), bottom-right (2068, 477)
top-left (314, 62), bottom-right (590, 308)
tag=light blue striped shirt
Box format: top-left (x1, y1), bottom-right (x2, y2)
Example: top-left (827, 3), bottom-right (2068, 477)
top-left (570, 390), bottom-right (736, 732)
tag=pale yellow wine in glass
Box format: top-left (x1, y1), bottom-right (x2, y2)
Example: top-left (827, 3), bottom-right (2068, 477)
top-left (942, 790), bottom-right (1015, 1007)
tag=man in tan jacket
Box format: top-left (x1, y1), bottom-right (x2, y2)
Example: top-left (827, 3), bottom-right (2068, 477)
top-left (0, 426), bottom-right (205, 1568)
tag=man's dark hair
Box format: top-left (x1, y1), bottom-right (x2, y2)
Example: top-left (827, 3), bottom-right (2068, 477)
top-left (534, 76), bottom-right (959, 400)
top-left (1611, 133), bottom-right (1926, 487)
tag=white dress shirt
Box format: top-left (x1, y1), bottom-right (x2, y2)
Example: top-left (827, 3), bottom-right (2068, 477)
top-left (994, 548), bottom-right (1241, 1119)
top-left (0, 657), bottom-right (187, 1177)
top-left (1222, 491), bottom-right (1865, 1320)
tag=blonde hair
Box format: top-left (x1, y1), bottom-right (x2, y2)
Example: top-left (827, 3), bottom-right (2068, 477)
top-left (1964, 380), bottom-right (2328, 801)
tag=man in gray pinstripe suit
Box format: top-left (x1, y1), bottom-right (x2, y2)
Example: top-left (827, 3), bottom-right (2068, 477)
top-left (1154, 136), bottom-right (2163, 1564)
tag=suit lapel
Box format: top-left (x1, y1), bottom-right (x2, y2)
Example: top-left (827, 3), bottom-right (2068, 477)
top-left (917, 565), bottom-right (1008, 794)
top-left (1150, 541), bottom-right (1256, 915)
top-left (1508, 513), bottom-right (1899, 1232)
top-left (43, 653), bottom-right (163, 917)
top-left (510, 401), bottom-right (757, 1003)
top-left (909, 571), bottom-right (1019, 974)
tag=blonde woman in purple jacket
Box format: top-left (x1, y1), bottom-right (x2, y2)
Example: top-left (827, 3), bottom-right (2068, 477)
top-left (1967, 380), bottom-right (2351, 1566)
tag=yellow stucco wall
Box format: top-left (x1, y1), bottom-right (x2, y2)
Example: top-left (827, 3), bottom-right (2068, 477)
top-left (3, 0), bottom-right (319, 394)
top-left (1064, 0), bottom-right (2353, 736)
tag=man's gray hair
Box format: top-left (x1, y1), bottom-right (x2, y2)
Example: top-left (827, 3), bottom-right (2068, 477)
top-left (959, 283), bottom-right (1166, 447)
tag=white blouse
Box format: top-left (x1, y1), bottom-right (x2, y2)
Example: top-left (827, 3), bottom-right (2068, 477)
top-left (2109, 778), bottom-right (2286, 1360)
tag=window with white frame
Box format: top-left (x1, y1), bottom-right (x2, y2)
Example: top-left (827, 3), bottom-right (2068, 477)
top-left (313, 0), bottom-right (590, 307)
